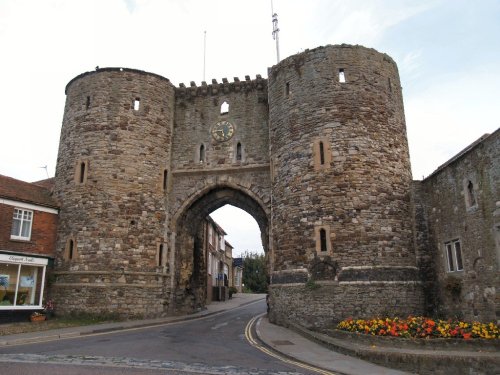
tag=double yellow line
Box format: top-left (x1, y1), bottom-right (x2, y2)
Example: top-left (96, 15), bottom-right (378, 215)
top-left (244, 314), bottom-right (337, 375)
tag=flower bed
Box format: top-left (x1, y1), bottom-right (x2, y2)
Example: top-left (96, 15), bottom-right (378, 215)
top-left (337, 316), bottom-right (500, 339)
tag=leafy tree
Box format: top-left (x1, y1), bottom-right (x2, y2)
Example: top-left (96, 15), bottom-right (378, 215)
top-left (242, 251), bottom-right (268, 293)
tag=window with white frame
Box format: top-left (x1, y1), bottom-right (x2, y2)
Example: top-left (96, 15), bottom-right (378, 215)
top-left (208, 225), bottom-right (213, 245)
top-left (11, 208), bottom-right (33, 240)
top-left (235, 269), bottom-right (241, 286)
top-left (445, 239), bottom-right (464, 272)
top-left (219, 235), bottom-right (225, 251)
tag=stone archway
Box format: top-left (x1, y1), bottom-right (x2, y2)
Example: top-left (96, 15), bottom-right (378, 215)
top-left (169, 183), bottom-right (270, 313)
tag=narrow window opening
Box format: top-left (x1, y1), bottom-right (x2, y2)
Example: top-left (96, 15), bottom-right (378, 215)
top-left (339, 68), bottom-right (346, 83)
top-left (446, 243), bottom-right (454, 271)
top-left (86, 96), bottom-right (90, 109)
top-left (285, 82), bottom-right (290, 97)
top-left (320, 229), bottom-right (327, 252)
top-left (467, 180), bottom-right (476, 207)
top-left (220, 101), bottom-right (229, 114)
top-left (163, 169), bottom-right (168, 191)
top-left (79, 162), bottom-right (86, 184)
top-left (68, 239), bottom-right (74, 260)
top-left (454, 241), bottom-right (463, 271)
top-left (199, 144), bottom-right (205, 163)
top-left (319, 141), bottom-right (325, 165)
top-left (133, 98), bottom-right (140, 111)
top-left (236, 142), bottom-right (242, 161)
top-left (388, 77), bottom-right (392, 92)
top-left (158, 244), bottom-right (164, 266)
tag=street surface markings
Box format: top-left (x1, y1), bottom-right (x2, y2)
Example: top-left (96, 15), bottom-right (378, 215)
top-left (0, 298), bottom-right (266, 347)
top-left (245, 314), bottom-right (339, 375)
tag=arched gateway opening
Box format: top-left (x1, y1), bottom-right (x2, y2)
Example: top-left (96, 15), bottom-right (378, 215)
top-left (171, 184), bottom-right (269, 313)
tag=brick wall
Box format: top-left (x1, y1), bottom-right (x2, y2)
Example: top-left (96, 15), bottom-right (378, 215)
top-left (0, 203), bottom-right (57, 257)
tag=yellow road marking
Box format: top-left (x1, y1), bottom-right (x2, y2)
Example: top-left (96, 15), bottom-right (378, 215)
top-left (244, 314), bottom-right (338, 375)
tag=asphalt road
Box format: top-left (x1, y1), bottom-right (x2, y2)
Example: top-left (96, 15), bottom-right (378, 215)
top-left (0, 299), bottom-right (320, 375)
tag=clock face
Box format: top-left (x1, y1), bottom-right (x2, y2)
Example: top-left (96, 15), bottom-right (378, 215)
top-left (211, 120), bottom-right (235, 142)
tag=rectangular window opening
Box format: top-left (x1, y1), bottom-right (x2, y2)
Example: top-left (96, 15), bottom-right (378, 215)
top-left (339, 69), bottom-right (346, 83)
top-left (133, 98), bottom-right (140, 111)
top-left (11, 208), bottom-right (33, 240)
top-left (454, 241), bottom-right (463, 271)
top-left (285, 82), bottom-right (290, 97)
top-left (163, 170), bottom-right (168, 191)
top-left (446, 243), bottom-right (455, 271)
top-left (319, 142), bottom-right (325, 165)
top-left (86, 96), bottom-right (91, 109)
top-left (158, 244), bottom-right (164, 267)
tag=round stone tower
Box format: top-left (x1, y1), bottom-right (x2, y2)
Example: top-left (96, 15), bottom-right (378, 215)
top-left (52, 68), bottom-right (175, 317)
top-left (268, 45), bottom-right (423, 327)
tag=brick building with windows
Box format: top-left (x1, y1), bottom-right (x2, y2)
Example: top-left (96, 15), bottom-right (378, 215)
top-left (0, 175), bottom-right (58, 316)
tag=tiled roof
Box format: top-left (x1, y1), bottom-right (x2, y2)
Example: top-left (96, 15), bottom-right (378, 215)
top-left (32, 177), bottom-right (55, 191)
top-left (0, 174), bottom-right (58, 209)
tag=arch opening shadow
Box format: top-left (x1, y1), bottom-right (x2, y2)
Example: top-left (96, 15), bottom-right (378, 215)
top-left (171, 185), bottom-right (269, 313)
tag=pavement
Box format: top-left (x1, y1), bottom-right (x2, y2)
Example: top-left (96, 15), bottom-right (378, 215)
top-left (0, 293), bottom-right (411, 374)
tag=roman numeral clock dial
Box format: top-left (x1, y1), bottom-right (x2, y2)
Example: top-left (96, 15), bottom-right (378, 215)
top-left (211, 120), bottom-right (235, 142)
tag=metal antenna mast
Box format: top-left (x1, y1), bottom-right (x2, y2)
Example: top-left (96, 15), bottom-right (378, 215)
top-left (39, 165), bottom-right (49, 179)
top-left (203, 30), bottom-right (207, 81)
top-left (271, 0), bottom-right (280, 63)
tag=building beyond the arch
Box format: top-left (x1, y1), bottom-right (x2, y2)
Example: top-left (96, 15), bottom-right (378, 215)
top-left (45, 44), bottom-right (498, 327)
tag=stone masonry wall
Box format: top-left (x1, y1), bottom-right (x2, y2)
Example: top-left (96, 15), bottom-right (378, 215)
top-left (50, 45), bottom-right (432, 323)
top-left (268, 45), bottom-right (415, 274)
top-left (167, 77), bottom-right (271, 312)
top-left (269, 282), bottom-right (424, 329)
top-left (415, 130), bottom-right (499, 322)
top-left (267, 45), bottom-right (420, 324)
top-left (52, 68), bottom-right (175, 317)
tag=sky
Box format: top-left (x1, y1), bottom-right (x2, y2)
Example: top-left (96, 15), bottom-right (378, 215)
top-left (0, 0), bottom-right (499, 256)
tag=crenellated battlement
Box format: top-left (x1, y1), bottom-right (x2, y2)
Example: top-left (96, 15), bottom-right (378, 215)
top-left (176, 74), bottom-right (267, 98)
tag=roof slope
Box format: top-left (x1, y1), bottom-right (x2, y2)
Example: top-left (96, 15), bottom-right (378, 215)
top-left (0, 174), bottom-right (58, 208)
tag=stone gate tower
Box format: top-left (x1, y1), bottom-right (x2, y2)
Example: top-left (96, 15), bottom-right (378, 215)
top-left (267, 45), bottom-right (422, 327)
top-left (52, 44), bottom-right (423, 326)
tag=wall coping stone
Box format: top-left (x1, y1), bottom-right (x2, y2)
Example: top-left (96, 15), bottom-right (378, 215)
top-left (287, 321), bottom-right (500, 375)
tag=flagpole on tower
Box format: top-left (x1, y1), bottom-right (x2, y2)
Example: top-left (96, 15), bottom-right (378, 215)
top-left (271, 0), bottom-right (280, 63)
top-left (203, 30), bottom-right (207, 81)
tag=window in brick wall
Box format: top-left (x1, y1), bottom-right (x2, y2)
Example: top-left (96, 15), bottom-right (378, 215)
top-left (220, 101), bottom-right (229, 115)
top-left (285, 82), bottom-right (290, 97)
top-left (86, 96), bottom-right (91, 110)
top-left (10, 208), bottom-right (33, 241)
top-left (445, 239), bottom-right (463, 272)
top-left (133, 98), bottom-right (140, 111)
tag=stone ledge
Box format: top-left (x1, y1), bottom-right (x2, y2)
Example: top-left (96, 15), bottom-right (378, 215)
top-left (288, 322), bottom-right (500, 375)
top-left (51, 283), bottom-right (161, 288)
top-left (338, 267), bottom-right (419, 282)
top-left (172, 164), bottom-right (270, 176)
